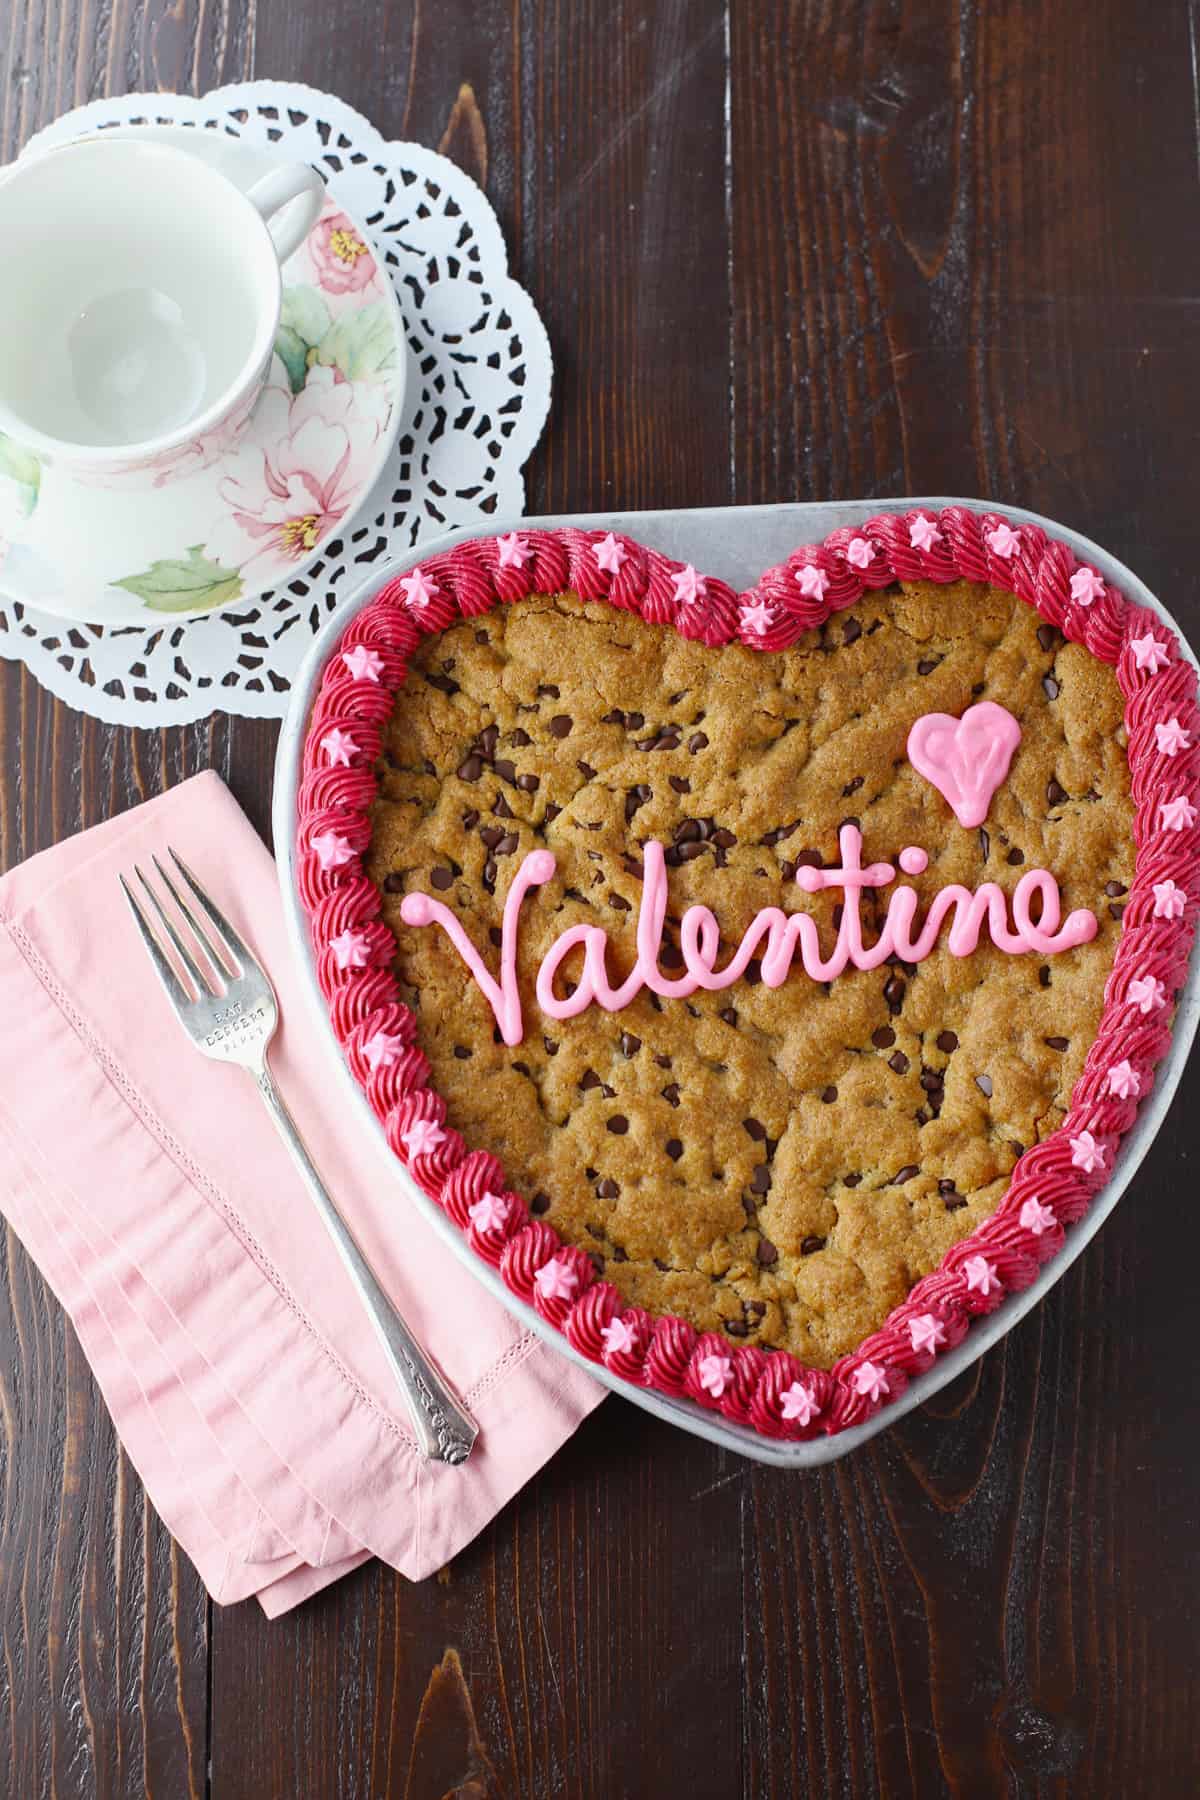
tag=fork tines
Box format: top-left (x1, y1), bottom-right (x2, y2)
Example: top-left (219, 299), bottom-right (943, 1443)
top-left (120, 849), bottom-right (251, 1005)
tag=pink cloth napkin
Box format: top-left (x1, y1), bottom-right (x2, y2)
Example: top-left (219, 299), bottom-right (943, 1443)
top-left (0, 771), bottom-right (604, 1613)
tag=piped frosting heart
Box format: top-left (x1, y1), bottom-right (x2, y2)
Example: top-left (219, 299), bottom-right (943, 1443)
top-left (907, 701), bottom-right (1022, 829)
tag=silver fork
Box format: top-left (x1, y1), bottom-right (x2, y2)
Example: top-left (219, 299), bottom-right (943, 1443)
top-left (120, 849), bottom-right (478, 1466)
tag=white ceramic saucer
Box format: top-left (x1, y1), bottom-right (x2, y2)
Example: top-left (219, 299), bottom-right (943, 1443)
top-left (0, 126), bottom-right (405, 626)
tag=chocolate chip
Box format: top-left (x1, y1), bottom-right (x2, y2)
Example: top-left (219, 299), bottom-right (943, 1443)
top-left (611, 1243), bottom-right (628, 1261)
top-left (794, 848), bottom-right (823, 870)
top-left (843, 1174), bottom-right (862, 1189)
top-left (842, 775), bottom-right (864, 796)
top-left (1109, 903), bottom-right (1125, 922)
top-left (1039, 964), bottom-right (1052, 987)
top-left (713, 828), bottom-right (737, 849)
top-left (493, 757), bottom-right (517, 782)
top-left (750, 1164), bottom-right (772, 1194)
top-left (517, 773), bottom-right (540, 792)
top-left (543, 1037), bottom-right (559, 1057)
top-left (627, 712), bottom-right (645, 731)
top-left (530, 1191), bottom-right (551, 1214)
top-left (888, 1051), bottom-right (910, 1075)
top-left (665, 1139), bottom-right (683, 1161)
top-left (978, 827), bottom-right (990, 860)
top-left (1104, 880), bottom-right (1127, 897)
top-left (597, 1178), bottom-right (620, 1199)
top-left (943, 1192), bottom-right (968, 1212)
top-left (601, 709), bottom-right (625, 726)
top-left (917, 658), bottom-right (939, 675)
top-left (425, 672), bottom-right (460, 695)
top-left (743, 1117), bottom-right (766, 1141)
top-left (548, 715), bottom-right (573, 739)
top-left (748, 1301), bottom-right (768, 1318)
top-left (457, 754), bottom-right (483, 781)
top-left (724, 1319), bottom-right (749, 1337)
top-left (820, 1085), bottom-right (838, 1104)
top-left (744, 958), bottom-right (762, 987)
top-left (1037, 624), bottom-right (1060, 652)
top-left (509, 728), bottom-right (531, 747)
top-left (971, 682), bottom-right (986, 697)
top-left (720, 1007), bottom-right (738, 1026)
top-left (606, 1115), bottom-right (629, 1135)
top-left (1045, 1035), bottom-right (1069, 1051)
top-left (936, 1030), bottom-right (958, 1053)
top-left (1006, 847), bottom-right (1024, 866)
top-left (801, 1234), bottom-right (827, 1255)
top-left (756, 1238), bottom-right (779, 1266)
top-left (975, 1074), bottom-right (993, 1097)
top-left (741, 1195), bottom-right (758, 1218)
top-left (610, 893), bottom-right (631, 911)
top-left (872, 1025), bottom-right (896, 1049)
top-left (1047, 777), bottom-right (1067, 807)
top-left (655, 1054), bottom-right (672, 1069)
top-left (620, 1032), bottom-right (642, 1056)
top-left (669, 776), bottom-right (692, 795)
top-left (480, 825), bottom-right (503, 850)
top-left (577, 760), bottom-right (597, 780)
top-left (662, 1084), bottom-right (681, 1107)
top-left (687, 732), bottom-right (709, 753)
top-left (493, 793), bottom-right (514, 819)
top-left (580, 1069), bottom-right (602, 1091)
top-left (453, 1044), bottom-right (472, 1059)
top-left (920, 1067), bottom-right (944, 1091)
top-left (883, 975), bottom-right (906, 1015)
top-left (489, 926), bottom-right (503, 948)
top-left (842, 617), bottom-right (862, 646)
top-left (891, 1164), bottom-right (920, 1184)
top-left (1043, 676), bottom-right (1060, 700)
top-left (625, 785), bottom-right (652, 823)
top-left (661, 943), bottom-right (685, 971)
top-left (538, 683), bottom-right (560, 698)
top-left (477, 724), bottom-right (499, 758)
top-left (383, 872), bottom-right (404, 894)
top-left (430, 867), bottom-right (453, 890)
top-left (544, 802), bottom-right (562, 823)
top-left (482, 858), bottom-right (497, 891)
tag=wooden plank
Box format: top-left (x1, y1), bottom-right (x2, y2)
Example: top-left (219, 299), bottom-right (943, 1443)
top-left (729, 3), bottom-right (1200, 1794)
top-left (0, 2), bottom-right (259, 1794)
top-left (209, 3), bottom-right (739, 1797)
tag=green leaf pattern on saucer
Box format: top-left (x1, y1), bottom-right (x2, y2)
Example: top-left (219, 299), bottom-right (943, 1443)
top-left (112, 546), bottom-right (244, 613)
top-left (0, 433), bottom-right (42, 521)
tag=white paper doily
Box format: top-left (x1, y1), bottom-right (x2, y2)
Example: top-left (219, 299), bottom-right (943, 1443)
top-left (0, 82), bottom-right (552, 725)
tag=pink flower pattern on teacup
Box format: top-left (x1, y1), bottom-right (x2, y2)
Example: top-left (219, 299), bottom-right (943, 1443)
top-left (205, 363), bottom-right (389, 581)
top-left (305, 210), bottom-right (381, 297)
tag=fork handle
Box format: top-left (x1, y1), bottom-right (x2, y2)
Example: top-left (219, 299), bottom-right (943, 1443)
top-left (251, 1062), bottom-right (478, 1465)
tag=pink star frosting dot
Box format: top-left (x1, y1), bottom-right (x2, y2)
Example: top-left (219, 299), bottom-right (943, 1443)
top-left (363, 1030), bottom-right (405, 1074)
top-left (740, 599), bottom-right (774, 638)
top-left (963, 1254), bottom-right (1000, 1296)
top-left (468, 1191), bottom-right (509, 1233)
top-left (986, 522), bottom-right (1020, 559)
top-left (1106, 1059), bottom-right (1141, 1100)
top-left (399, 566), bottom-right (441, 611)
top-left (1153, 878), bottom-right (1186, 920)
top-left (672, 563), bottom-right (707, 607)
top-left (534, 1257), bottom-right (579, 1303)
top-left (321, 726), bottom-right (358, 768)
top-left (1160, 795), bottom-right (1197, 831)
top-left (1129, 632), bottom-right (1170, 674)
top-left (602, 1315), bottom-right (636, 1357)
top-left (1019, 1197), bottom-right (1056, 1237)
top-left (1069, 1129), bottom-right (1105, 1174)
top-left (1127, 974), bottom-right (1168, 1014)
top-left (908, 1313), bottom-right (946, 1356)
top-left (909, 513), bottom-right (941, 553)
top-left (846, 535), bottom-right (873, 569)
top-left (697, 1352), bottom-right (732, 1398)
top-left (496, 531), bottom-right (530, 570)
top-left (310, 830), bottom-right (355, 873)
top-left (1155, 717), bottom-right (1191, 757)
top-left (402, 1118), bottom-right (446, 1159)
top-left (779, 1381), bottom-right (820, 1426)
top-left (851, 1360), bottom-right (890, 1404)
top-left (329, 929), bottom-right (369, 972)
top-left (341, 644), bottom-right (384, 682)
top-left (1069, 566), bottom-right (1104, 606)
top-left (795, 562), bottom-right (830, 601)
top-left (594, 532), bottom-right (627, 575)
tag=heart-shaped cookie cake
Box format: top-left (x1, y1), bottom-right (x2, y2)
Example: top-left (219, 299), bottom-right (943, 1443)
top-left (297, 510), bottom-right (1199, 1438)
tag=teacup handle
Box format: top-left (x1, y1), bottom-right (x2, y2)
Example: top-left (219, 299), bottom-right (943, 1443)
top-left (245, 163), bottom-right (325, 265)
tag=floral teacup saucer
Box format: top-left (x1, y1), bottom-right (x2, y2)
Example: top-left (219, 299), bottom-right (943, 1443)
top-left (0, 133), bottom-right (405, 626)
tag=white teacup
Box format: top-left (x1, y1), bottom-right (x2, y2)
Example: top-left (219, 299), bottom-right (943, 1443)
top-left (0, 136), bottom-right (325, 477)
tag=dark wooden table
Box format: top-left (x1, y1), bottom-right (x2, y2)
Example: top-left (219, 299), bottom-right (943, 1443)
top-left (3, 3), bottom-right (1198, 1795)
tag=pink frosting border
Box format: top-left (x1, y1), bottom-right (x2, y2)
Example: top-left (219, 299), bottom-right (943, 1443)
top-left (295, 508), bottom-right (1200, 1440)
